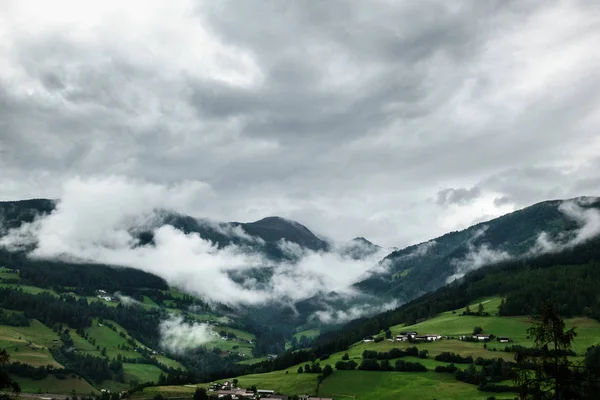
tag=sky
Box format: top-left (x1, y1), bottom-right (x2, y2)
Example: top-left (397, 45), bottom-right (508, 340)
top-left (1, 0), bottom-right (600, 248)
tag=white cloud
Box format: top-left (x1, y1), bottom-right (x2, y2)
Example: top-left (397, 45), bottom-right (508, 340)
top-left (113, 292), bottom-right (142, 307)
top-left (530, 197), bottom-right (600, 254)
top-left (159, 315), bottom-right (213, 354)
top-left (0, 176), bottom-right (388, 306)
top-left (312, 300), bottom-right (399, 325)
top-left (446, 226), bottom-right (511, 283)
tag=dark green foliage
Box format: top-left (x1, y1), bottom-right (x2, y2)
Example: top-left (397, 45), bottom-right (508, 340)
top-left (434, 352), bottom-right (473, 364)
top-left (193, 388), bottom-right (209, 400)
top-left (405, 346), bottom-right (419, 357)
top-left (359, 358), bottom-right (380, 371)
top-left (341, 353), bottom-right (349, 360)
top-left (394, 360), bottom-right (427, 372)
top-left (0, 349), bottom-right (21, 395)
top-left (0, 309), bottom-right (29, 326)
top-left (418, 350), bottom-right (428, 359)
top-left (513, 301), bottom-right (579, 399)
top-left (380, 359), bottom-right (392, 371)
top-left (435, 364), bottom-right (458, 373)
top-left (362, 348), bottom-right (408, 360)
top-left (334, 360), bottom-right (357, 370)
top-left (473, 326), bottom-right (483, 335)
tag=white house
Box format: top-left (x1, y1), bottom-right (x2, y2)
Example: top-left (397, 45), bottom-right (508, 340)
top-left (415, 334), bottom-right (441, 342)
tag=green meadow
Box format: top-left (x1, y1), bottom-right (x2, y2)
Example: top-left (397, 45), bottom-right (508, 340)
top-left (141, 297), bottom-right (600, 399)
top-left (0, 318), bottom-right (62, 367)
top-left (11, 374), bottom-right (98, 395)
top-left (318, 370), bottom-right (511, 400)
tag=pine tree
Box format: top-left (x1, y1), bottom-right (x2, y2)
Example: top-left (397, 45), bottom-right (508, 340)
top-left (513, 301), bottom-right (578, 399)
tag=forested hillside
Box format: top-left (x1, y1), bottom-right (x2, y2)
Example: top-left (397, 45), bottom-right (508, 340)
top-left (314, 234), bottom-right (600, 356)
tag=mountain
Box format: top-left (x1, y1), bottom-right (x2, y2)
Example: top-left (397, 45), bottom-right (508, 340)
top-left (313, 233), bottom-right (600, 357)
top-left (339, 237), bottom-right (382, 260)
top-left (354, 196), bottom-right (600, 304)
top-left (0, 199), bottom-right (329, 257)
top-left (236, 216), bottom-right (329, 252)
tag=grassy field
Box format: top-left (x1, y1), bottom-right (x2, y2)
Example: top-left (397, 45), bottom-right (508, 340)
top-left (11, 374), bottom-right (98, 395)
top-left (142, 296), bottom-right (159, 308)
top-left (387, 297), bottom-right (600, 355)
top-left (83, 319), bottom-right (142, 360)
top-left (0, 319), bottom-right (62, 367)
top-left (155, 355), bottom-right (185, 370)
top-left (206, 337), bottom-right (254, 357)
top-left (0, 267), bottom-right (19, 280)
top-left (166, 298), bottom-right (600, 399)
top-left (237, 356), bottom-right (269, 365)
top-left (293, 328), bottom-right (320, 340)
top-left (319, 370), bottom-right (512, 400)
top-left (123, 363), bottom-right (164, 384)
top-left (0, 283), bottom-right (57, 296)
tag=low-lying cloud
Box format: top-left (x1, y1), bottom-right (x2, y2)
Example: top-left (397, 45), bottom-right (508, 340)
top-left (531, 198), bottom-right (600, 254)
top-left (0, 176), bottom-right (388, 306)
top-left (312, 300), bottom-right (400, 325)
top-left (447, 242), bottom-right (511, 283)
top-left (158, 315), bottom-right (213, 354)
top-left (113, 292), bottom-right (142, 307)
top-left (447, 197), bottom-right (600, 283)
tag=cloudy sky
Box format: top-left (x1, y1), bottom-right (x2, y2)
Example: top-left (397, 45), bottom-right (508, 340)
top-left (1, 0), bottom-right (599, 248)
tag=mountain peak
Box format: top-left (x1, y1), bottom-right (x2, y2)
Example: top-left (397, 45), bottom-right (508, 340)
top-left (240, 216), bottom-right (329, 252)
top-left (351, 237), bottom-right (379, 247)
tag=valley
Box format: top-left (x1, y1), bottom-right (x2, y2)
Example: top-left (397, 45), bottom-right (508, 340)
top-left (138, 297), bottom-right (600, 399)
top-left (1, 197), bottom-right (600, 399)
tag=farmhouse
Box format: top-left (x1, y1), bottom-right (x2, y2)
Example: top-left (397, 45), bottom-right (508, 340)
top-left (362, 335), bottom-right (374, 343)
top-left (395, 334), bottom-right (408, 342)
top-left (216, 389), bottom-right (254, 398)
top-left (401, 331), bottom-right (418, 339)
top-left (498, 336), bottom-right (511, 343)
top-left (473, 334), bottom-right (491, 341)
top-left (414, 334), bottom-right (441, 342)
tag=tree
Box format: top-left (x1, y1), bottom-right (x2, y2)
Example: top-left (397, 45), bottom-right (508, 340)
top-left (342, 353), bottom-right (349, 360)
top-left (304, 364), bottom-right (310, 373)
top-left (232, 379), bottom-right (238, 387)
top-left (513, 301), bottom-right (578, 399)
top-left (193, 388), bottom-right (208, 400)
top-left (418, 350), bottom-right (428, 359)
top-left (478, 303), bottom-right (485, 314)
top-left (473, 326), bottom-right (483, 335)
top-left (385, 329), bottom-right (392, 339)
top-left (465, 305), bottom-right (472, 314)
top-left (297, 366), bottom-right (303, 374)
top-left (322, 364), bottom-right (333, 378)
top-left (0, 349), bottom-right (21, 397)
top-left (499, 298), bottom-right (506, 315)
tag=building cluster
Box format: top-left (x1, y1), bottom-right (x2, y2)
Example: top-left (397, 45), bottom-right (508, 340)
top-left (96, 289), bottom-right (115, 302)
top-left (207, 382), bottom-right (333, 399)
top-left (364, 330), bottom-right (511, 344)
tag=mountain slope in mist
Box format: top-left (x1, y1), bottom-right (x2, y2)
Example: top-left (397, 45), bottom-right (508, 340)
top-left (354, 196), bottom-right (600, 304)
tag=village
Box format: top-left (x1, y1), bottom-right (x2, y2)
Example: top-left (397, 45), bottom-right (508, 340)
top-left (206, 381), bottom-right (333, 400)
top-left (362, 330), bottom-right (511, 344)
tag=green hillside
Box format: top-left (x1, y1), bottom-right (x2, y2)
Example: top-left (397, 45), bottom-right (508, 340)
top-left (141, 296), bottom-right (600, 399)
top-left (356, 197), bottom-right (600, 304)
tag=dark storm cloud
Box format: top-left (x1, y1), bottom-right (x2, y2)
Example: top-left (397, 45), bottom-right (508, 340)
top-left (1, 0), bottom-right (599, 247)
